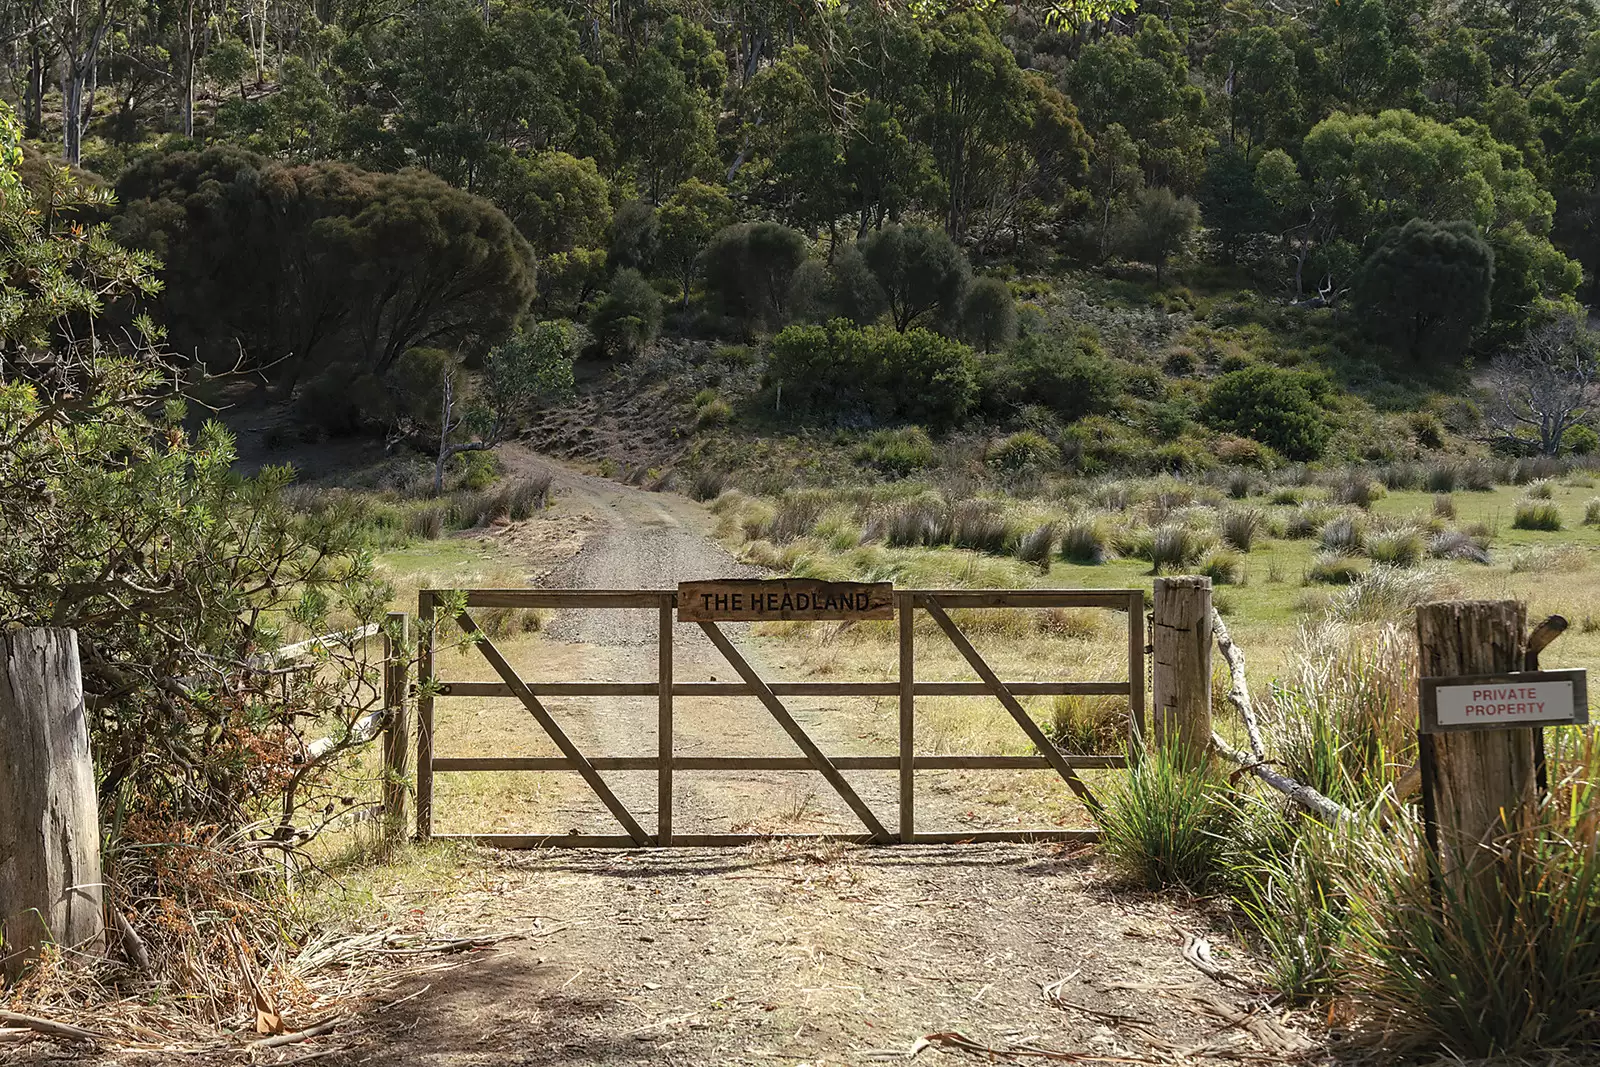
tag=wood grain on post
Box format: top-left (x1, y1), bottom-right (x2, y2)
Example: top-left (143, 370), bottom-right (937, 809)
top-left (1416, 600), bottom-right (1534, 877)
top-left (381, 612), bottom-right (410, 839)
top-left (0, 629), bottom-right (104, 980)
top-left (1151, 577), bottom-right (1213, 765)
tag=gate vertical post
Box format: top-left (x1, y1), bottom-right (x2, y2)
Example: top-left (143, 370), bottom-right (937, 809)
top-left (1151, 576), bottom-right (1212, 765)
top-left (415, 591), bottom-right (436, 842)
top-left (381, 611), bottom-right (411, 839)
top-left (1416, 600), bottom-right (1533, 884)
top-left (658, 594), bottom-right (674, 846)
top-left (898, 591), bottom-right (915, 843)
top-left (1127, 590), bottom-right (1147, 751)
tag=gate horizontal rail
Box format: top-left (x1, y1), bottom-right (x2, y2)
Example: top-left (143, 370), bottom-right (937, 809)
top-left (415, 587), bottom-right (1145, 847)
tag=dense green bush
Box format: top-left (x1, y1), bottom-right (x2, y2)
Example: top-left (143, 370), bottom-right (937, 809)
top-left (853, 426), bottom-right (937, 475)
top-left (980, 332), bottom-right (1122, 422)
top-left (766, 320), bottom-right (978, 428)
top-left (987, 430), bottom-right (1059, 472)
top-left (1350, 218), bottom-right (1494, 363)
top-left (1202, 365), bottom-right (1332, 460)
top-left (858, 223), bottom-right (971, 331)
top-left (961, 277), bottom-right (1018, 352)
top-left (589, 268), bottom-right (662, 356)
top-left (1100, 739), bottom-right (1236, 892)
top-left (702, 221), bottom-right (808, 331)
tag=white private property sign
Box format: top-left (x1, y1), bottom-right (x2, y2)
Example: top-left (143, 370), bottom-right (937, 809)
top-left (1419, 670), bottom-right (1589, 733)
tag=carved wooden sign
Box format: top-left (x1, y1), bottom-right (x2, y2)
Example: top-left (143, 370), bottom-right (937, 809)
top-left (1419, 669), bottom-right (1588, 733)
top-left (677, 579), bottom-right (894, 622)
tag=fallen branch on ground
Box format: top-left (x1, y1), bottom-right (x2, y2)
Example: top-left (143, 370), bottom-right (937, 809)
top-left (0, 1010), bottom-right (102, 1044)
top-left (1212, 732), bottom-right (1351, 823)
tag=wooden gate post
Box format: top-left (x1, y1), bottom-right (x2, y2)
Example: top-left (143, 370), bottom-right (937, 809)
top-left (0, 628), bottom-right (104, 981)
top-left (1151, 577), bottom-right (1213, 765)
top-left (381, 612), bottom-right (411, 839)
top-left (1416, 600), bottom-right (1535, 879)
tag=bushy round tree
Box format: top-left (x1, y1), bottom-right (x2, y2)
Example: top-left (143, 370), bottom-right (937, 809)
top-left (1351, 218), bottom-right (1494, 363)
top-left (858, 224), bottom-right (971, 331)
top-left (962, 277), bottom-right (1018, 353)
top-left (589, 268), bottom-right (662, 357)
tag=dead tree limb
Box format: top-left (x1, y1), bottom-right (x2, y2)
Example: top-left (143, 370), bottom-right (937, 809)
top-left (1211, 608), bottom-right (1265, 762)
top-left (0, 1011), bottom-right (102, 1043)
top-left (1212, 732), bottom-right (1351, 823)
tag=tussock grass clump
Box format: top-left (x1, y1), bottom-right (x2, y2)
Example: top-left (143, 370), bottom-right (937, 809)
top-left (1015, 522), bottom-right (1056, 569)
top-left (1100, 741), bottom-right (1236, 893)
top-left (882, 495), bottom-right (948, 547)
top-left (1132, 523), bottom-right (1211, 573)
top-left (405, 504), bottom-right (446, 540)
top-left (1284, 504), bottom-right (1335, 539)
top-left (1308, 551), bottom-right (1366, 585)
top-left (769, 491), bottom-right (828, 543)
top-left (1423, 461), bottom-right (1459, 493)
top-left (1380, 462), bottom-right (1424, 491)
top-left (854, 426), bottom-right (937, 476)
top-left (1459, 458), bottom-right (1499, 491)
top-left (1266, 621), bottom-right (1414, 802)
top-left (1319, 513), bottom-right (1366, 554)
top-left (949, 499), bottom-right (1010, 553)
top-left (1270, 486), bottom-right (1305, 506)
top-left (1428, 529), bottom-right (1491, 564)
top-left (1339, 746), bottom-right (1600, 1057)
top-left (1224, 469), bottom-right (1256, 500)
top-left (1524, 478), bottom-right (1555, 499)
top-left (1511, 499), bottom-right (1563, 531)
top-left (1200, 548), bottom-right (1243, 585)
top-left (1366, 528), bottom-right (1424, 567)
top-left (1330, 566), bottom-right (1462, 623)
top-left (1585, 498), bottom-right (1600, 526)
top-left (1058, 517), bottom-right (1108, 564)
top-left (690, 468), bottom-right (730, 501)
top-left (1332, 473), bottom-right (1385, 508)
top-left (740, 500), bottom-right (776, 540)
top-left (1219, 507), bottom-right (1265, 552)
top-left (478, 605), bottom-right (546, 638)
top-left (1432, 493), bottom-right (1457, 519)
top-left (490, 476), bottom-right (552, 520)
top-left (1513, 455), bottom-right (1561, 485)
top-left (1037, 608), bottom-right (1105, 639)
top-left (1507, 544), bottom-right (1590, 573)
top-left (1048, 695), bottom-right (1127, 754)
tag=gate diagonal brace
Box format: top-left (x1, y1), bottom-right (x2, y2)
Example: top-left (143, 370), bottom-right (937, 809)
top-left (921, 598), bottom-right (1103, 817)
top-left (456, 610), bottom-right (650, 845)
top-left (697, 621), bottom-right (892, 842)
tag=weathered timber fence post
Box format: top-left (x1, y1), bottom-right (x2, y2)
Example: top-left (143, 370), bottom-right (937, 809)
top-left (1416, 600), bottom-right (1535, 879)
top-left (0, 629), bottom-right (104, 981)
top-left (1151, 576), bottom-right (1213, 765)
top-left (381, 612), bottom-right (411, 839)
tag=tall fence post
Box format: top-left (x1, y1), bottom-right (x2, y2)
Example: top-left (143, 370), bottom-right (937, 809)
top-left (0, 628), bottom-right (104, 981)
top-left (416, 592), bottom-right (436, 842)
top-left (1151, 576), bottom-right (1213, 765)
top-left (381, 612), bottom-right (411, 839)
top-left (1416, 600), bottom-right (1535, 880)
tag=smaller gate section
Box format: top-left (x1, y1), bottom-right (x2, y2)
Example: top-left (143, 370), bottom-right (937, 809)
top-left (414, 584), bottom-right (1145, 847)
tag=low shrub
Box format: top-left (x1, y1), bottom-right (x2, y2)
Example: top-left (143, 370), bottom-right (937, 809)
top-left (1432, 493), bottom-right (1457, 519)
top-left (1099, 740), bottom-right (1236, 893)
top-left (405, 504), bottom-right (446, 540)
top-left (1219, 506), bottom-right (1265, 552)
top-left (854, 426), bottom-right (937, 476)
top-left (1511, 499), bottom-right (1562, 531)
top-left (1059, 517), bottom-right (1108, 564)
top-left (987, 430), bottom-right (1060, 473)
top-left (1423, 462), bottom-right (1459, 493)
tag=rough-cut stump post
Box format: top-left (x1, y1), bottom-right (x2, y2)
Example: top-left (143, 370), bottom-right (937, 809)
top-left (0, 629), bottom-right (104, 981)
top-left (1152, 577), bottom-right (1213, 766)
top-left (1416, 600), bottom-right (1533, 880)
top-left (381, 612), bottom-right (411, 839)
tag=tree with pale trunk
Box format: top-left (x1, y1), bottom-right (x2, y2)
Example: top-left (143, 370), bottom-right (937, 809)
top-left (1484, 316), bottom-right (1600, 457)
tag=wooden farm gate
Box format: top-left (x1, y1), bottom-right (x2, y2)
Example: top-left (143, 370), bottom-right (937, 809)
top-left (413, 587), bottom-right (1145, 846)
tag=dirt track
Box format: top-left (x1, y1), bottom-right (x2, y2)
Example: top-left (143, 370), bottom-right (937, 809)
top-left (342, 450), bottom-right (1320, 1066)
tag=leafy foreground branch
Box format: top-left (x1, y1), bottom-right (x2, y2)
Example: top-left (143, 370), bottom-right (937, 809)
top-left (1, 101), bottom-right (434, 1043)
